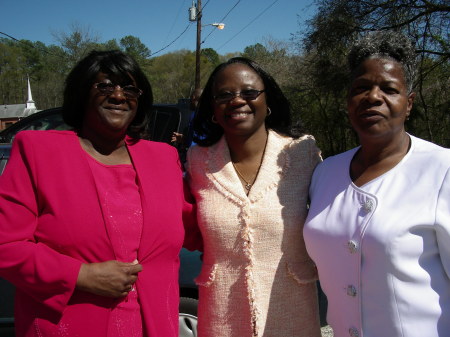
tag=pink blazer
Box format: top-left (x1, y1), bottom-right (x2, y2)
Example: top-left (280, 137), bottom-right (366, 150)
top-left (0, 130), bottom-right (195, 337)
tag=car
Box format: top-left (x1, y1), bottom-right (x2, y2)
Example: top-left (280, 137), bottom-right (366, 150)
top-left (0, 102), bottom-right (201, 337)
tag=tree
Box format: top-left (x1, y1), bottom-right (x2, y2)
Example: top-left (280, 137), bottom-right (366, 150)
top-left (52, 23), bottom-right (100, 67)
top-left (119, 35), bottom-right (151, 64)
top-left (291, 0), bottom-right (450, 155)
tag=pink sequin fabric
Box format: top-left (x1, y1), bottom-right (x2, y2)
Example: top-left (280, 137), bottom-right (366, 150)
top-left (87, 155), bottom-right (143, 337)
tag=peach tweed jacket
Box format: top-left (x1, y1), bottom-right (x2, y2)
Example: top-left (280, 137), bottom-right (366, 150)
top-left (186, 130), bottom-right (322, 337)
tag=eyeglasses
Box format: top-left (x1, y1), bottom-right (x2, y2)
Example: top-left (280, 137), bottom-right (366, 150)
top-left (213, 89), bottom-right (265, 104)
top-left (94, 82), bottom-right (143, 100)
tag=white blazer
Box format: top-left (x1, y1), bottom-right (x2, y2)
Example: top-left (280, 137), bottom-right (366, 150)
top-left (304, 135), bottom-right (450, 337)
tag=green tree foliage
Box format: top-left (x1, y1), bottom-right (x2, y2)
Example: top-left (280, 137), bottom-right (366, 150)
top-left (291, 0), bottom-right (450, 156)
top-left (2, 2), bottom-right (447, 151)
top-left (120, 35), bottom-right (151, 65)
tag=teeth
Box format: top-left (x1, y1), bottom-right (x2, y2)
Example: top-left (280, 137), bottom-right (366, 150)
top-left (230, 113), bottom-right (248, 117)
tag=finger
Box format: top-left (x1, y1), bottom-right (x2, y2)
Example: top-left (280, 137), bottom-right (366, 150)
top-left (129, 263), bottom-right (143, 274)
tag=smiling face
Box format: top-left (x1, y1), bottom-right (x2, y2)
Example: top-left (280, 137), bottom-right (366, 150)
top-left (212, 63), bottom-right (268, 139)
top-left (83, 72), bottom-right (139, 138)
top-left (347, 57), bottom-right (415, 142)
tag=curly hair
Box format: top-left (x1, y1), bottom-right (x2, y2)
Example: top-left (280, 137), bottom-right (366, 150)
top-left (348, 31), bottom-right (417, 93)
top-left (193, 57), bottom-right (300, 147)
top-left (62, 50), bottom-right (153, 139)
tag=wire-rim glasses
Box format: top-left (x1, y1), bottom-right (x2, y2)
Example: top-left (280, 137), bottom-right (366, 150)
top-left (94, 82), bottom-right (143, 100)
top-left (213, 89), bottom-right (265, 104)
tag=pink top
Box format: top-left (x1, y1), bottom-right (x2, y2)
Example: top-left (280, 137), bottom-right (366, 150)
top-left (0, 130), bottom-right (195, 337)
top-left (86, 155), bottom-right (143, 337)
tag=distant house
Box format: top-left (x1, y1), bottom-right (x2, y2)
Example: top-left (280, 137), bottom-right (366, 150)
top-left (0, 77), bottom-right (39, 130)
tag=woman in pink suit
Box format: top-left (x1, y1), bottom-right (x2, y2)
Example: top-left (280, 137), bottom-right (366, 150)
top-left (0, 50), bottom-right (194, 337)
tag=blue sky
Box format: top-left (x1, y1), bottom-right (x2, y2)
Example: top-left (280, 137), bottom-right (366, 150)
top-left (1, 0), bottom-right (316, 56)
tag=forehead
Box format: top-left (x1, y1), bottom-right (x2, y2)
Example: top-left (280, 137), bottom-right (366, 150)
top-left (93, 71), bottom-right (135, 85)
top-left (213, 63), bottom-right (263, 88)
top-left (352, 57), bottom-right (406, 83)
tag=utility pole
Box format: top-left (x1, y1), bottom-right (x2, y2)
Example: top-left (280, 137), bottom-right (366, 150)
top-left (189, 1), bottom-right (224, 91)
top-left (195, 0), bottom-right (202, 91)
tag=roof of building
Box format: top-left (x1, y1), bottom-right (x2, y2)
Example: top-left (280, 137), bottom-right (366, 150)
top-left (0, 76), bottom-right (38, 119)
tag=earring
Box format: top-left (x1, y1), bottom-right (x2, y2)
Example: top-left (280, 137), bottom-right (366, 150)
top-left (267, 107), bottom-right (272, 116)
top-left (212, 115), bottom-right (218, 123)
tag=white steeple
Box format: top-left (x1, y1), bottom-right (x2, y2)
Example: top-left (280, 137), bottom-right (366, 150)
top-left (26, 75), bottom-right (36, 110)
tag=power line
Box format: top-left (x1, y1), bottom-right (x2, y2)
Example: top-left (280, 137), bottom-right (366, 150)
top-left (202, 0), bottom-right (241, 45)
top-left (216, 0), bottom-right (280, 52)
top-left (162, 0), bottom-right (189, 47)
top-left (0, 31), bottom-right (62, 58)
top-left (149, 23), bottom-right (193, 57)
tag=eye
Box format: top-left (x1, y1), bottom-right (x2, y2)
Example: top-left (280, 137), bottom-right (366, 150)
top-left (350, 86), bottom-right (368, 95)
top-left (96, 82), bottom-right (115, 90)
top-left (240, 89), bottom-right (262, 99)
top-left (383, 87), bottom-right (399, 94)
top-left (214, 92), bottom-right (234, 103)
top-left (123, 85), bottom-right (142, 98)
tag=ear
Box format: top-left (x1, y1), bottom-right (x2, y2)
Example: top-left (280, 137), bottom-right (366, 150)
top-left (406, 92), bottom-right (416, 118)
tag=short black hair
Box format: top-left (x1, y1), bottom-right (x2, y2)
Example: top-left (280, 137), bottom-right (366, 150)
top-left (62, 50), bottom-right (153, 138)
top-left (348, 31), bottom-right (417, 93)
top-left (193, 57), bottom-right (299, 146)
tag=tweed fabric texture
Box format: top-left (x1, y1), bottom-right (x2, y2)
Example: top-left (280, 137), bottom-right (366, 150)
top-left (186, 130), bottom-right (322, 337)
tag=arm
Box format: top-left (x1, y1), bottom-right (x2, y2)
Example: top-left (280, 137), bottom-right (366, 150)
top-left (436, 166), bottom-right (450, 278)
top-left (182, 146), bottom-right (203, 251)
top-left (0, 133), bottom-right (81, 314)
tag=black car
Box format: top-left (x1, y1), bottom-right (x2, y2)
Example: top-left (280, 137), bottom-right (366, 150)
top-left (0, 102), bottom-right (201, 337)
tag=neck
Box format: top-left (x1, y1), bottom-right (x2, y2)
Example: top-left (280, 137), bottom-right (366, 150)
top-left (226, 128), bottom-right (269, 164)
top-left (79, 127), bottom-right (127, 156)
top-left (357, 131), bottom-right (410, 166)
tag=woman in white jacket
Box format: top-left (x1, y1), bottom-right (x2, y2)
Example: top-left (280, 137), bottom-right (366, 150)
top-left (304, 31), bottom-right (450, 337)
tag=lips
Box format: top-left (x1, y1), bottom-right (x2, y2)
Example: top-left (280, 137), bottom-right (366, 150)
top-left (359, 110), bottom-right (384, 121)
top-left (104, 105), bottom-right (128, 113)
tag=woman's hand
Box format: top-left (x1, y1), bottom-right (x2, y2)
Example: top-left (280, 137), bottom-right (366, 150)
top-left (76, 260), bottom-right (143, 298)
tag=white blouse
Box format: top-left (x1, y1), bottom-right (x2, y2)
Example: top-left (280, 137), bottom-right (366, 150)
top-left (304, 135), bottom-right (450, 337)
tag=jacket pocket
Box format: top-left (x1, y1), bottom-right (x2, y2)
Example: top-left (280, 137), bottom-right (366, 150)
top-left (286, 260), bottom-right (318, 285)
top-left (194, 263), bottom-right (217, 287)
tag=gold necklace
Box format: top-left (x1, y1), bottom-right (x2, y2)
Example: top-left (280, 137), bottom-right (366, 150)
top-left (231, 135), bottom-right (268, 194)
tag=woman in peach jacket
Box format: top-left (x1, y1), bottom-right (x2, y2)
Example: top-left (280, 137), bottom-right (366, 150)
top-left (185, 57), bottom-right (322, 337)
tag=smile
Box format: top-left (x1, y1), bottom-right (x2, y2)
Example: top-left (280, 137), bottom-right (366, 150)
top-left (226, 112), bottom-right (251, 119)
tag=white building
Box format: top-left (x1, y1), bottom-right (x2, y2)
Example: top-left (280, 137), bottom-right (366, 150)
top-left (0, 77), bottom-right (38, 130)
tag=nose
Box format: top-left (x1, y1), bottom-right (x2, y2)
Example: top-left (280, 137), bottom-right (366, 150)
top-left (367, 86), bottom-right (382, 103)
top-left (229, 93), bottom-right (246, 104)
top-left (108, 85), bottom-right (127, 102)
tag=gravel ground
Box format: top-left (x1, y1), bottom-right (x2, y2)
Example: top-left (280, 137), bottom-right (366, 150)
top-left (321, 325), bottom-right (334, 337)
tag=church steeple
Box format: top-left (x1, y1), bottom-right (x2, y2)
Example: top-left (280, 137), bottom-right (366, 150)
top-left (26, 75), bottom-right (36, 110)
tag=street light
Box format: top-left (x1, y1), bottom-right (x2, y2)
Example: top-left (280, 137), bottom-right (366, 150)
top-left (189, 1), bottom-right (224, 90)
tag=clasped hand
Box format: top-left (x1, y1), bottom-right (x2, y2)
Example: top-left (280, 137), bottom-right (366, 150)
top-left (77, 260), bottom-right (143, 298)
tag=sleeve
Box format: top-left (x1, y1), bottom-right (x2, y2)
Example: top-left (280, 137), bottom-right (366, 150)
top-left (182, 146), bottom-right (203, 251)
top-left (308, 136), bottom-right (323, 173)
top-left (0, 132), bottom-right (82, 315)
top-left (436, 166), bottom-right (450, 279)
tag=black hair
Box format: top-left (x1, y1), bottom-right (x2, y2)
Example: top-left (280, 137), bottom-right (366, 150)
top-left (348, 31), bottom-right (417, 93)
top-left (62, 50), bottom-right (153, 138)
top-left (193, 57), bottom-right (298, 146)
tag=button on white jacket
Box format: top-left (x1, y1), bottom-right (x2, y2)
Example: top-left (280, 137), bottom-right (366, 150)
top-left (304, 135), bottom-right (450, 337)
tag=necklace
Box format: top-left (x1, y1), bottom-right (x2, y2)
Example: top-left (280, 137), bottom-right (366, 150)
top-left (231, 135), bottom-right (268, 194)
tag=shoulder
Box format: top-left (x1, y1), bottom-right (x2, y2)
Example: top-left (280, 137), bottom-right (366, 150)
top-left (14, 129), bottom-right (76, 142)
top-left (313, 147), bottom-right (358, 177)
top-left (411, 135), bottom-right (450, 165)
top-left (13, 130), bottom-right (77, 150)
top-left (186, 143), bottom-right (211, 162)
top-left (284, 133), bottom-right (319, 153)
top-left (128, 138), bottom-right (177, 156)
